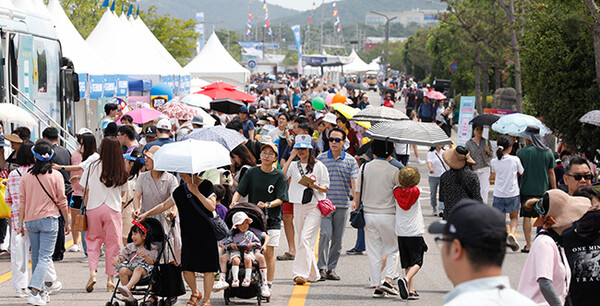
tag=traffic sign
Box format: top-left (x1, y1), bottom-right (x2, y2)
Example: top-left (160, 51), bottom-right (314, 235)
top-left (248, 60), bottom-right (257, 69)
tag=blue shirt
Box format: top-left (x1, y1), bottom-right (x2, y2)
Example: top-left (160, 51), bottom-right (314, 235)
top-left (317, 150), bottom-right (359, 207)
top-left (419, 102), bottom-right (434, 118)
top-left (242, 119), bottom-right (255, 139)
top-left (292, 93), bottom-right (302, 107)
top-left (444, 276), bottom-right (536, 306)
top-left (142, 137), bottom-right (173, 152)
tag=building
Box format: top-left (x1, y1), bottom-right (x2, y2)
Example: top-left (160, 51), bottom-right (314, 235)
top-left (365, 9), bottom-right (440, 26)
top-left (364, 37), bottom-right (407, 51)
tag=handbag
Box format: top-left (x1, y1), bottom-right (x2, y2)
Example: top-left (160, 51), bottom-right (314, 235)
top-left (297, 162), bottom-right (314, 204)
top-left (0, 183), bottom-right (9, 219)
top-left (317, 197), bottom-right (336, 217)
top-left (350, 164), bottom-right (366, 229)
top-left (151, 237), bottom-right (186, 297)
top-left (73, 165), bottom-right (93, 232)
top-left (184, 184), bottom-right (228, 240)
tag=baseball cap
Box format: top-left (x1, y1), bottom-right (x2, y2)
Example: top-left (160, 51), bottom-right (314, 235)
top-left (323, 113), bottom-right (337, 125)
top-left (293, 134), bottom-right (313, 149)
top-left (428, 199), bottom-right (507, 252)
top-left (0, 135), bottom-right (8, 147)
top-left (144, 126), bottom-right (157, 137)
top-left (157, 118), bottom-right (172, 130)
top-left (239, 106), bottom-right (249, 114)
top-left (123, 153), bottom-right (145, 164)
top-left (260, 142), bottom-right (278, 157)
top-left (77, 128), bottom-right (93, 135)
top-left (191, 115), bottom-right (204, 126)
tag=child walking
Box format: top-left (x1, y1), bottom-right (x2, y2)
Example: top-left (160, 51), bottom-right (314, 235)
top-left (393, 167), bottom-right (428, 300)
top-left (113, 220), bottom-right (158, 302)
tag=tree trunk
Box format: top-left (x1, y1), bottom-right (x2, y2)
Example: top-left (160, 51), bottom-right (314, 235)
top-left (584, 0), bottom-right (600, 89)
top-left (499, 0), bottom-right (524, 112)
top-left (482, 56), bottom-right (490, 110)
top-left (494, 62), bottom-right (502, 90)
top-left (475, 46), bottom-right (482, 114)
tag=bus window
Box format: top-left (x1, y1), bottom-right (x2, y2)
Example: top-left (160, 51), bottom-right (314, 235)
top-left (37, 49), bottom-right (47, 93)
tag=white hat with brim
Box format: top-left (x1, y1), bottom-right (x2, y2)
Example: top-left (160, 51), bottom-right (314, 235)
top-left (232, 211), bottom-right (252, 228)
top-left (323, 113), bottom-right (337, 124)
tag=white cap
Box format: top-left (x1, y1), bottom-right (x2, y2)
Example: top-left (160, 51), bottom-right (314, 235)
top-left (323, 113), bottom-right (337, 125)
top-left (232, 212), bottom-right (252, 228)
top-left (77, 128), bottom-right (93, 135)
top-left (157, 118), bottom-right (172, 130)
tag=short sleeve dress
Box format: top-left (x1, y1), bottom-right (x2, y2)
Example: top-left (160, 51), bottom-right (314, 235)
top-left (172, 180), bottom-right (219, 273)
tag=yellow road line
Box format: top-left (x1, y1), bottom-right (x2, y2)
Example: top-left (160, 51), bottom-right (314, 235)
top-left (0, 239), bottom-right (74, 285)
top-left (288, 232), bottom-right (320, 306)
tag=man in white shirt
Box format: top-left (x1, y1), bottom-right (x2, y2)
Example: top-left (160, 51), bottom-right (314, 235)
top-left (428, 200), bottom-right (535, 306)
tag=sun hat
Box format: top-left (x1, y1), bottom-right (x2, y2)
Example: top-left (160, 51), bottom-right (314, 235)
top-left (143, 145), bottom-right (161, 159)
top-left (398, 166), bottom-right (420, 188)
top-left (532, 189), bottom-right (591, 230)
top-left (519, 125), bottom-right (549, 151)
top-left (442, 146), bottom-right (476, 170)
top-left (429, 199), bottom-right (507, 252)
top-left (156, 118), bottom-right (172, 131)
top-left (323, 113), bottom-right (337, 125)
top-left (190, 115), bottom-right (204, 126)
top-left (257, 135), bottom-right (273, 144)
top-left (232, 211), bottom-right (252, 228)
top-left (5, 134), bottom-right (23, 143)
top-left (293, 134), bottom-right (313, 149)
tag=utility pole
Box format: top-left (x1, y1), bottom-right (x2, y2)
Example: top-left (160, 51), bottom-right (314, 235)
top-left (370, 11), bottom-right (397, 78)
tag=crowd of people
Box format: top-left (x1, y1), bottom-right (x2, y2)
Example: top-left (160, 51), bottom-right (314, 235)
top-left (0, 73), bottom-right (598, 306)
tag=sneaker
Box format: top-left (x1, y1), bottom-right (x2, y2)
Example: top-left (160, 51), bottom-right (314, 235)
top-left (16, 288), bottom-right (29, 298)
top-left (417, 158), bottom-right (426, 165)
top-left (380, 281), bottom-right (399, 296)
top-left (241, 278), bottom-right (251, 287)
top-left (397, 278), bottom-right (409, 299)
top-left (507, 233), bottom-right (520, 252)
top-left (432, 207), bottom-right (438, 216)
top-left (67, 244), bottom-right (80, 252)
top-left (276, 252), bottom-right (295, 261)
top-left (372, 289), bottom-right (386, 298)
top-left (345, 248), bottom-right (365, 255)
top-left (212, 280), bottom-right (229, 292)
top-left (40, 291), bottom-right (49, 303)
top-left (231, 279), bottom-right (240, 288)
top-left (46, 281), bottom-right (62, 294)
top-left (260, 283), bottom-right (271, 297)
top-left (79, 258), bottom-right (88, 264)
top-left (27, 292), bottom-right (46, 306)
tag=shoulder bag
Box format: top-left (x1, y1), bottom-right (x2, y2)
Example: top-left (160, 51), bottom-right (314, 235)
top-left (183, 184), bottom-right (228, 240)
top-left (151, 224), bottom-right (186, 297)
top-left (298, 161), bottom-right (336, 216)
top-left (296, 162), bottom-right (314, 204)
top-left (73, 165), bottom-right (93, 232)
top-left (350, 163), bottom-right (366, 229)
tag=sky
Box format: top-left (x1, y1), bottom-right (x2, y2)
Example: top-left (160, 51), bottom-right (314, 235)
top-left (268, 0), bottom-right (335, 12)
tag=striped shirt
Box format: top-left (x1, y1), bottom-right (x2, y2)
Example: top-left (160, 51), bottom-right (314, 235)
top-left (6, 165), bottom-right (31, 230)
top-left (317, 150), bottom-right (359, 207)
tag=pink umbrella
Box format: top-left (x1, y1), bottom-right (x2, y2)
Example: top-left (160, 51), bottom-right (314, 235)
top-left (158, 102), bottom-right (199, 121)
top-left (426, 91), bottom-right (447, 100)
top-left (117, 108), bottom-right (162, 124)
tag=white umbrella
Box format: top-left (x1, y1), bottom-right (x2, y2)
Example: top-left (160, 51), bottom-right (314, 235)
top-left (365, 121), bottom-right (453, 147)
top-left (152, 140), bottom-right (231, 174)
top-left (0, 103), bottom-right (38, 127)
top-left (181, 93), bottom-right (212, 109)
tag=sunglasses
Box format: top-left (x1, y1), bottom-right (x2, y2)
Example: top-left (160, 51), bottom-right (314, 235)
top-left (329, 138), bottom-right (343, 143)
top-left (566, 173), bottom-right (594, 181)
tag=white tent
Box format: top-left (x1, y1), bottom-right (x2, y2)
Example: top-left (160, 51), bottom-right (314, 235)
top-left (184, 33), bottom-right (250, 89)
top-left (368, 57), bottom-right (381, 73)
top-left (343, 50), bottom-right (376, 74)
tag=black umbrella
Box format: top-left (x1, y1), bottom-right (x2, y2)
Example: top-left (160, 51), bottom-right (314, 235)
top-left (257, 83), bottom-right (271, 92)
top-left (470, 114), bottom-right (500, 127)
top-left (379, 85), bottom-right (397, 93)
top-left (345, 83), bottom-right (368, 91)
top-left (210, 98), bottom-right (246, 114)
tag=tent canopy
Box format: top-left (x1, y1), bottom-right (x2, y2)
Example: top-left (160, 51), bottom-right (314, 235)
top-left (343, 50), bottom-right (376, 74)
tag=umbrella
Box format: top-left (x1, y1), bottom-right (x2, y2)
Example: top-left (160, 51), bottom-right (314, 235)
top-left (426, 91), bottom-right (447, 100)
top-left (153, 139), bottom-right (231, 174)
top-left (470, 114), bottom-right (500, 127)
top-left (118, 108), bottom-right (162, 124)
top-left (210, 98), bottom-right (246, 114)
top-left (330, 103), bottom-right (371, 128)
top-left (345, 83), bottom-right (368, 91)
top-left (579, 110), bottom-right (600, 126)
top-left (271, 83), bottom-right (286, 90)
top-left (379, 85), bottom-right (397, 93)
top-left (181, 93), bottom-right (212, 109)
top-left (491, 113), bottom-right (550, 136)
top-left (181, 126), bottom-right (247, 151)
top-left (189, 107), bottom-right (217, 127)
top-left (195, 85), bottom-right (257, 103)
top-left (158, 102), bottom-right (199, 121)
top-left (352, 106), bottom-right (409, 123)
top-left (364, 121), bottom-right (453, 147)
top-left (200, 82), bottom-right (237, 90)
top-left (257, 83), bottom-right (271, 92)
top-left (0, 103), bottom-right (37, 127)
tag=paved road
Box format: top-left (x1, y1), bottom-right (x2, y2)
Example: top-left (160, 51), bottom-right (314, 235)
top-left (0, 90), bottom-right (530, 305)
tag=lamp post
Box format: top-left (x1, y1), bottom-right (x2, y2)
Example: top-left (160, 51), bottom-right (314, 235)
top-left (370, 11), bottom-right (397, 79)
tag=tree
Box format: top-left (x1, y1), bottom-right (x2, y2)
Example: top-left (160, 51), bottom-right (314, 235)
top-left (583, 0), bottom-right (600, 88)
top-left (498, 0), bottom-right (524, 111)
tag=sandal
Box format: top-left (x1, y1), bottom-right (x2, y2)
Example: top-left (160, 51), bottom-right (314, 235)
top-left (200, 300), bottom-right (211, 306)
top-left (187, 293), bottom-right (202, 306)
top-left (276, 252), bottom-right (295, 261)
top-left (85, 275), bottom-right (96, 293)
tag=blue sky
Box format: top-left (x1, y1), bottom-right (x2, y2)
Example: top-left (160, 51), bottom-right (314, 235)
top-left (268, 0), bottom-right (335, 12)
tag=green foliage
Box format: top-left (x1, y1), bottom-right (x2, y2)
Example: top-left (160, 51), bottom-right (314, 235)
top-left (283, 50), bottom-right (299, 66)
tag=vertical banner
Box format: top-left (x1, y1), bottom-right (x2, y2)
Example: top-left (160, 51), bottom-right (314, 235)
top-left (103, 75), bottom-right (116, 98)
top-left (116, 74), bottom-right (129, 97)
top-left (89, 75), bottom-right (104, 99)
top-left (457, 96), bottom-right (476, 146)
top-left (173, 75), bottom-right (180, 96)
top-left (291, 25), bottom-right (302, 75)
top-left (18, 35), bottom-right (34, 103)
top-left (78, 73), bottom-right (88, 99)
top-left (195, 12), bottom-right (205, 53)
top-left (185, 76), bottom-right (191, 93)
top-left (161, 75), bottom-right (174, 90)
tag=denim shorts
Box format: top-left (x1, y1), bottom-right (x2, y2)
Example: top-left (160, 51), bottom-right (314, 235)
top-left (492, 195), bottom-right (520, 213)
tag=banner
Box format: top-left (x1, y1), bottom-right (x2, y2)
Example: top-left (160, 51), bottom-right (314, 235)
top-left (457, 96), bottom-right (476, 146)
top-left (128, 95), bottom-right (150, 109)
top-left (116, 74), bottom-right (128, 97)
top-left (78, 73), bottom-right (88, 99)
top-left (89, 75), bottom-right (104, 99)
top-left (173, 75), bottom-right (180, 95)
top-left (238, 41), bottom-right (264, 60)
top-left (161, 75), bottom-right (173, 90)
top-left (291, 25), bottom-right (302, 74)
top-left (103, 75), bottom-right (116, 97)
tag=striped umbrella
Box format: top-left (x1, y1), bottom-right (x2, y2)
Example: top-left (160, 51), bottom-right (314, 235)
top-left (364, 121), bottom-right (453, 147)
top-left (352, 106), bottom-right (409, 123)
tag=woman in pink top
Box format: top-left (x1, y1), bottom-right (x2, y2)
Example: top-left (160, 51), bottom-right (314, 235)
top-left (16, 140), bottom-right (69, 305)
top-left (517, 190), bottom-right (590, 306)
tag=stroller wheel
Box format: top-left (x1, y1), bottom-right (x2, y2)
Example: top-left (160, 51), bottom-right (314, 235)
top-left (133, 300), bottom-right (138, 306)
top-left (158, 300), bottom-right (166, 306)
top-left (224, 288), bottom-right (230, 305)
top-left (105, 302), bottom-right (113, 306)
top-left (257, 295), bottom-right (262, 305)
top-left (113, 302), bottom-right (120, 306)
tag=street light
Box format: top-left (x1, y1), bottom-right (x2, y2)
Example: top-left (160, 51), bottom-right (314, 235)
top-left (370, 11), bottom-right (397, 79)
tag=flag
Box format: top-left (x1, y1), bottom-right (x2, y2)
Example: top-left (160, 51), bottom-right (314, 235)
top-left (247, 28), bottom-right (252, 36)
top-left (337, 25), bottom-right (341, 32)
top-left (268, 28), bottom-right (272, 36)
top-left (332, 1), bottom-right (336, 7)
top-left (309, 16), bottom-right (312, 23)
top-left (127, 4), bottom-right (133, 17)
top-left (335, 17), bottom-right (340, 25)
top-left (266, 20), bottom-right (270, 27)
top-left (102, 0), bottom-right (109, 8)
top-left (249, 12), bottom-right (253, 19)
top-left (110, 0), bottom-right (115, 12)
top-left (333, 8), bottom-right (338, 16)
top-left (136, 4), bottom-right (139, 17)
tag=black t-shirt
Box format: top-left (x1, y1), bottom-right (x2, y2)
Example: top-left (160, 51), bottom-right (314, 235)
top-left (52, 144), bottom-right (72, 195)
top-left (563, 213), bottom-right (600, 306)
top-left (236, 166), bottom-right (288, 229)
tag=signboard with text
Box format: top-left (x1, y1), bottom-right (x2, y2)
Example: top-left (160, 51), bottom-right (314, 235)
top-left (457, 96), bottom-right (476, 146)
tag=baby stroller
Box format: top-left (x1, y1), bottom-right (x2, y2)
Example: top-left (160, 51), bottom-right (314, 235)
top-left (106, 218), bottom-right (183, 306)
top-left (223, 202), bottom-right (270, 305)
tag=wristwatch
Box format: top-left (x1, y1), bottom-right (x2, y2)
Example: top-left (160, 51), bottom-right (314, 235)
top-left (266, 201), bottom-right (271, 208)
top-left (61, 166), bottom-right (65, 171)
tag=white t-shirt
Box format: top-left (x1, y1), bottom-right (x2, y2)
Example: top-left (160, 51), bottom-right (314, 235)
top-left (427, 150), bottom-right (448, 177)
top-left (79, 153), bottom-right (100, 171)
top-left (395, 187), bottom-right (425, 236)
top-left (286, 160), bottom-right (330, 204)
top-left (490, 155), bottom-right (524, 198)
top-left (81, 160), bottom-right (127, 212)
top-left (394, 143), bottom-right (409, 155)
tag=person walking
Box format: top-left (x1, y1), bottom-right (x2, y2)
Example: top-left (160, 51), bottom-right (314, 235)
top-left (465, 125), bottom-right (492, 205)
top-left (17, 140), bottom-right (70, 305)
top-left (490, 136), bottom-right (524, 252)
top-left (82, 136), bottom-right (128, 293)
top-left (355, 140), bottom-right (400, 298)
top-left (427, 146), bottom-right (447, 216)
top-left (518, 190), bottom-right (591, 306)
top-left (517, 126), bottom-right (556, 253)
top-left (439, 146), bottom-right (482, 218)
top-left (317, 128), bottom-right (359, 281)
top-left (282, 135), bottom-right (330, 285)
top-left (138, 172), bottom-right (219, 306)
top-left (428, 200), bottom-right (536, 305)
